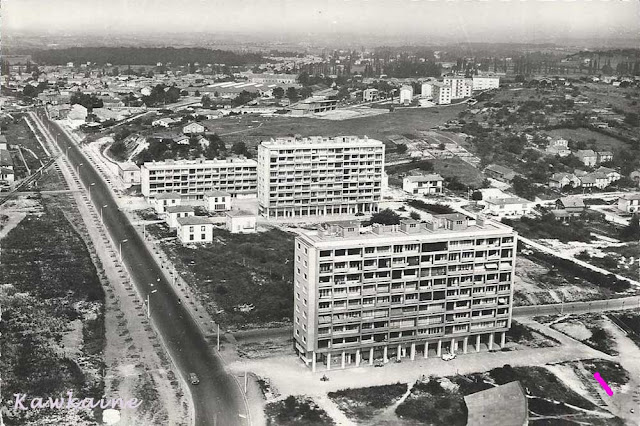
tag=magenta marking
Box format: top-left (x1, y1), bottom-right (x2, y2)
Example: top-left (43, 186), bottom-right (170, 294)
top-left (593, 372), bottom-right (614, 396)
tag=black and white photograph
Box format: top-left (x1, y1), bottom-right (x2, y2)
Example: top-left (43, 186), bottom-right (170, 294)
top-left (1, 1), bottom-right (640, 425)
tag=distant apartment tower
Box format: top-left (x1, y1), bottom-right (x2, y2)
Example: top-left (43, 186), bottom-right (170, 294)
top-left (293, 215), bottom-right (517, 371)
top-left (443, 77), bottom-right (473, 99)
top-left (399, 85), bottom-right (414, 105)
top-left (257, 136), bottom-right (385, 218)
top-left (472, 75), bottom-right (500, 91)
top-left (140, 157), bottom-right (258, 200)
top-left (431, 83), bottom-right (452, 105)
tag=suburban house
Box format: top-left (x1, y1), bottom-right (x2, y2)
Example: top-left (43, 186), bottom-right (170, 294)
top-left (402, 174), bottom-right (444, 195)
top-left (596, 151), bottom-right (613, 163)
top-left (399, 85), bottom-right (413, 105)
top-left (164, 205), bottom-right (196, 228)
top-left (152, 117), bottom-right (177, 127)
top-left (363, 88), bottom-right (379, 102)
top-left (182, 122), bottom-right (206, 135)
top-left (173, 135), bottom-right (190, 145)
top-left (484, 164), bottom-right (517, 183)
top-left (617, 193), bottom-right (640, 213)
top-left (578, 172), bottom-right (608, 189)
top-left (204, 190), bottom-right (231, 212)
top-left (464, 381), bottom-right (528, 426)
top-left (176, 216), bottom-right (215, 244)
top-left (0, 149), bottom-right (14, 185)
top-left (545, 137), bottom-right (570, 157)
top-left (595, 166), bottom-right (621, 184)
top-left (225, 210), bottom-right (257, 234)
top-left (117, 163), bottom-right (141, 185)
top-left (151, 192), bottom-right (182, 214)
top-left (484, 197), bottom-right (534, 218)
top-left (555, 196), bottom-right (586, 216)
top-left (576, 149), bottom-right (597, 167)
top-left (549, 172), bottom-right (580, 189)
top-left (67, 104), bottom-right (89, 121)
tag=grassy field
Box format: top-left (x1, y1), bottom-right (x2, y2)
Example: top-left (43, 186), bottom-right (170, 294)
top-left (609, 310), bottom-right (640, 348)
top-left (387, 157), bottom-right (485, 188)
top-left (0, 194), bottom-right (105, 425)
top-left (265, 396), bottom-right (334, 426)
top-left (161, 227), bottom-right (295, 329)
top-left (328, 383), bottom-right (407, 421)
top-left (202, 104), bottom-right (467, 149)
top-left (547, 127), bottom-right (629, 152)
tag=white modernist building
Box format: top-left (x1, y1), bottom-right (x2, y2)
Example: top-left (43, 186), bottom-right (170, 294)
top-left (483, 197), bottom-right (534, 218)
top-left (443, 77), bottom-right (473, 99)
top-left (399, 85), bottom-right (414, 105)
top-left (403, 174), bottom-right (444, 195)
top-left (151, 192), bottom-right (183, 214)
top-left (257, 136), bottom-right (385, 218)
top-left (176, 216), bottom-right (215, 244)
top-left (204, 190), bottom-right (231, 212)
top-left (225, 210), bottom-right (257, 234)
top-left (472, 75), bottom-right (500, 91)
top-left (431, 83), bottom-right (452, 105)
top-left (141, 157), bottom-right (258, 200)
top-left (164, 205), bottom-right (196, 228)
top-left (293, 216), bottom-right (517, 371)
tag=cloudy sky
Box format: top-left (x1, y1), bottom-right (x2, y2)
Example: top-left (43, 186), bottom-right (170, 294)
top-left (4, 0), bottom-right (639, 43)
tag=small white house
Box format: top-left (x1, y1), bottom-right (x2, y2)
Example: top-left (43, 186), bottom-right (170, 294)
top-left (399, 85), bottom-right (413, 105)
top-left (152, 117), bottom-right (176, 128)
top-left (182, 122), bottom-right (206, 135)
top-left (226, 210), bottom-right (257, 234)
top-left (177, 216), bottom-right (215, 244)
top-left (117, 163), bottom-right (141, 185)
top-left (164, 205), bottom-right (196, 228)
top-left (403, 174), bottom-right (444, 195)
top-left (484, 197), bottom-right (534, 218)
top-left (204, 190), bottom-right (231, 212)
top-left (151, 192), bottom-right (182, 214)
top-left (617, 193), bottom-right (640, 213)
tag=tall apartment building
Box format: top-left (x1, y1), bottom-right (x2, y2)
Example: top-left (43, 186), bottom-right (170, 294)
top-left (431, 83), bottom-right (452, 105)
top-left (472, 75), bottom-right (500, 91)
top-left (257, 136), bottom-right (385, 218)
top-left (443, 77), bottom-right (473, 99)
top-left (293, 215), bottom-right (517, 371)
top-left (140, 157), bottom-right (258, 200)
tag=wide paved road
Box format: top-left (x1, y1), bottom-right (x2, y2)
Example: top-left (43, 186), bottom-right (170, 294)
top-left (513, 295), bottom-right (640, 318)
top-left (34, 111), bottom-right (248, 426)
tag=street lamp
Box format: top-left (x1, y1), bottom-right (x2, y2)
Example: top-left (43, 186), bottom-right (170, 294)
top-left (100, 205), bottom-right (108, 224)
top-left (89, 182), bottom-right (96, 197)
top-left (147, 289), bottom-right (158, 318)
top-left (119, 239), bottom-right (129, 262)
top-left (76, 163), bottom-right (83, 174)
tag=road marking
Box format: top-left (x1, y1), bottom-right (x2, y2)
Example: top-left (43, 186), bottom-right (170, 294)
top-left (593, 372), bottom-right (614, 396)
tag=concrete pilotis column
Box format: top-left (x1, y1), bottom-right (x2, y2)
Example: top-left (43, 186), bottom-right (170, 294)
top-left (451, 338), bottom-right (456, 354)
top-left (312, 351), bottom-right (316, 373)
top-left (369, 347), bottom-right (374, 365)
top-left (424, 342), bottom-right (429, 359)
top-left (410, 343), bottom-right (416, 361)
top-left (327, 354), bottom-right (331, 371)
top-left (383, 346), bottom-right (388, 363)
top-left (501, 331), bottom-right (506, 348)
top-left (397, 344), bottom-right (402, 361)
top-left (356, 349), bottom-right (361, 366)
top-left (341, 351), bottom-right (346, 369)
top-left (463, 337), bottom-right (469, 354)
top-left (437, 340), bottom-right (442, 356)
top-left (476, 335), bottom-right (481, 352)
top-left (489, 333), bottom-right (495, 350)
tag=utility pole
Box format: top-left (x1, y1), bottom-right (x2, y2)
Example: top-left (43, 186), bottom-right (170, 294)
top-left (217, 324), bottom-right (220, 351)
top-left (244, 371), bottom-right (248, 394)
top-left (146, 294), bottom-right (150, 318)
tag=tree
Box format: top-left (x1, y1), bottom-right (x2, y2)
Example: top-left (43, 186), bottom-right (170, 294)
top-left (369, 209), bottom-right (401, 225)
top-left (272, 87), bottom-right (284, 99)
top-left (619, 214), bottom-right (640, 241)
top-left (396, 144), bottom-right (408, 154)
top-left (409, 212), bottom-right (421, 220)
top-left (286, 87), bottom-right (299, 102)
top-left (471, 191), bottom-right (483, 201)
top-left (109, 140), bottom-right (127, 160)
top-left (624, 112), bottom-right (639, 127)
top-left (231, 141), bottom-right (250, 157)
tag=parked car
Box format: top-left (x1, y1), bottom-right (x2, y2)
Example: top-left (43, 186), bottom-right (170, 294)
top-left (374, 359), bottom-right (385, 367)
top-left (189, 373), bottom-right (200, 385)
top-left (441, 352), bottom-right (457, 361)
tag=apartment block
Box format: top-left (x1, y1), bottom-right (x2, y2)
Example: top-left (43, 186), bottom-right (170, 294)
top-left (257, 136), bottom-right (385, 218)
top-left (431, 83), bottom-right (452, 105)
top-left (443, 77), bottom-right (473, 99)
top-left (293, 215), bottom-right (517, 371)
top-left (472, 75), bottom-right (500, 91)
top-left (141, 157), bottom-right (258, 200)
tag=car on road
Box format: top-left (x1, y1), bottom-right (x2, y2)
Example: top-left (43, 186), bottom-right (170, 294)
top-left (189, 373), bottom-right (200, 385)
top-left (441, 352), bottom-right (457, 361)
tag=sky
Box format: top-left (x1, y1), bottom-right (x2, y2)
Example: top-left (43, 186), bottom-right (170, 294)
top-left (4, 0), bottom-right (640, 44)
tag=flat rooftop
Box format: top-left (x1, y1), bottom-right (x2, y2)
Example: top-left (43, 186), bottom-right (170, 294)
top-left (142, 157), bottom-right (257, 170)
top-left (260, 136), bottom-right (383, 148)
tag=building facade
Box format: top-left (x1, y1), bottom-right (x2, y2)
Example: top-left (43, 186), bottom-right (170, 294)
top-left (257, 136), bottom-right (385, 218)
top-left (403, 174), bottom-right (444, 195)
top-left (293, 216), bottom-right (517, 371)
top-left (431, 83), bottom-right (452, 105)
top-left (141, 157), bottom-right (258, 200)
top-left (443, 77), bottom-right (473, 99)
top-left (472, 76), bottom-right (500, 91)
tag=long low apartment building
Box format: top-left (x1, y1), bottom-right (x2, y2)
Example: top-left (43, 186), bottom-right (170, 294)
top-left (257, 136), bottom-right (385, 218)
top-left (293, 214), bottom-right (517, 371)
top-left (141, 157), bottom-right (258, 200)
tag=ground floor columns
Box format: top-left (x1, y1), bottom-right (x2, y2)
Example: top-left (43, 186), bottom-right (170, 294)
top-left (355, 349), bottom-right (361, 367)
top-left (341, 351), bottom-right (346, 369)
top-left (437, 340), bottom-right (442, 356)
top-left (397, 344), bottom-right (402, 361)
top-left (450, 338), bottom-right (456, 354)
top-left (501, 331), bottom-right (506, 348)
top-left (327, 353), bottom-right (331, 371)
top-left (476, 335), bottom-right (481, 352)
top-left (369, 348), bottom-right (374, 365)
top-left (410, 343), bottom-right (416, 360)
top-left (383, 346), bottom-right (388, 363)
top-left (312, 351), bottom-right (316, 373)
top-left (463, 337), bottom-right (469, 354)
top-left (489, 332), bottom-right (495, 350)
top-left (424, 342), bottom-right (429, 358)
